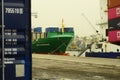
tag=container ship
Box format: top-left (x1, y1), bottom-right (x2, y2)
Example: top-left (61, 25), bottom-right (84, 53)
top-left (32, 20), bottom-right (74, 54)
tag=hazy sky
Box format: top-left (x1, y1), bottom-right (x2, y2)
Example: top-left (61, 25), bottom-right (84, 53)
top-left (32, 0), bottom-right (100, 36)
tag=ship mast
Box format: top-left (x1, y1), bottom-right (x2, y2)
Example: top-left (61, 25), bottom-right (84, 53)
top-left (62, 19), bottom-right (64, 33)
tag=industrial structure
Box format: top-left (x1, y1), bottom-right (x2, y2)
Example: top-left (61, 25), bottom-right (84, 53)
top-left (86, 0), bottom-right (120, 58)
top-left (0, 0), bottom-right (32, 80)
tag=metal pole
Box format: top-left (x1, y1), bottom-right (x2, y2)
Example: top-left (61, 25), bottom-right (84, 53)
top-left (1, 0), bottom-right (5, 80)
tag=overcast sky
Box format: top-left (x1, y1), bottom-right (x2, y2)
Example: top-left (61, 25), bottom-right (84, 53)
top-left (31, 0), bottom-right (100, 36)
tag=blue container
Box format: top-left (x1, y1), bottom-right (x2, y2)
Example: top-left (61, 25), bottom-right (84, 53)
top-left (0, 0), bottom-right (32, 80)
top-left (85, 52), bottom-right (120, 59)
top-left (34, 27), bottom-right (42, 33)
top-left (45, 27), bottom-right (59, 33)
top-left (60, 27), bottom-right (74, 32)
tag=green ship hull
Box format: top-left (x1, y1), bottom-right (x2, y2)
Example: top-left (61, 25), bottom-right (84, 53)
top-left (32, 32), bottom-right (74, 54)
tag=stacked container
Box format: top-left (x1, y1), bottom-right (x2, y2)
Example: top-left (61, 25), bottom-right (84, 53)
top-left (0, 0), bottom-right (32, 80)
top-left (60, 27), bottom-right (74, 32)
top-left (108, 0), bottom-right (120, 43)
top-left (34, 27), bottom-right (42, 33)
top-left (32, 27), bottom-right (42, 41)
top-left (32, 27), bottom-right (48, 41)
top-left (45, 27), bottom-right (59, 33)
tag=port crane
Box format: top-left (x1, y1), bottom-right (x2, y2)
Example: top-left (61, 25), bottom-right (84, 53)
top-left (78, 14), bottom-right (100, 57)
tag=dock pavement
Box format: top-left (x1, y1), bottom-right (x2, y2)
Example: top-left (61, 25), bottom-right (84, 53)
top-left (32, 54), bottom-right (120, 66)
top-left (32, 54), bottom-right (120, 80)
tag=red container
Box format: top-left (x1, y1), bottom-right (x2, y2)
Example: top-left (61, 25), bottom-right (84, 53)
top-left (108, 6), bottom-right (120, 20)
top-left (108, 30), bottom-right (120, 42)
top-left (108, 0), bottom-right (120, 8)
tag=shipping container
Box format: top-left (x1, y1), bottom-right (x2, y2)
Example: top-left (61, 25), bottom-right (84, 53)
top-left (60, 27), bottom-right (74, 32)
top-left (40, 32), bottom-right (44, 38)
top-left (108, 30), bottom-right (120, 42)
top-left (64, 27), bottom-right (74, 32)
top-left (0, 0), bottom-right (32, 80)
top-left (36, 33), bottom-right (41, 40)
top-left (108, 6), bottom-right (120, 20)
top-left (45, 27), bottom-right (59, 33)
top-left (32, 32), bottom-right (37, 41)
top-left (41, 32), bottom-right (47, 38)
top-left (108, 0), bottom-right (120, 8)
top-left (34, 27), bottom-right (42, 33)
top-left (108, 18), bottom-right (120, 29)
top-left (32, 32), bottom-right (47, 41)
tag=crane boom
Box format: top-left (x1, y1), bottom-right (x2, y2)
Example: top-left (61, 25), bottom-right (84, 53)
top-left (81, 13), bottom-right (99, 34)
